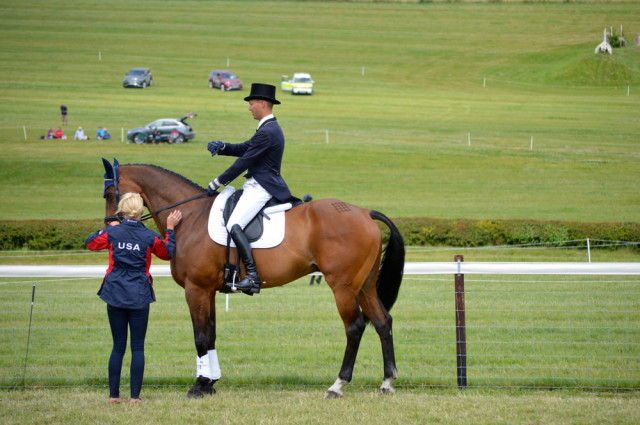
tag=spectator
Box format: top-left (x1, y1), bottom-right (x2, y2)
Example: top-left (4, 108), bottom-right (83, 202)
top-left (74, 126), bottom-right (89, 140)
top-left (97, 127), bottom-right (105, 140)
top-left (152, 127), bottom-right (161, 144)
top-left (104, 128), bottom-right (112, 140)
top-left (60, 104), bottom-right (68, 125)
top-left (169, 129), bottom-right (179, 144)
top-left (47, 128), bottom-right (54, 139)
top-left (54, 127), bottom-right (64, 139)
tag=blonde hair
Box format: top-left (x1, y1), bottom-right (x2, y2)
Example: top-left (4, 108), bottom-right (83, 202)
top-left (117, 193), bottom-right (144, 219)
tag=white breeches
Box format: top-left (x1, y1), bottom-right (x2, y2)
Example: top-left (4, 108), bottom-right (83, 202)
top-left (226, 178), bottom-right (272, 232)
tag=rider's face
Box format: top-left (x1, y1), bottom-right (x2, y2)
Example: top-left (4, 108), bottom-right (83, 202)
top-left (248, 99), bottom-right (266, 121)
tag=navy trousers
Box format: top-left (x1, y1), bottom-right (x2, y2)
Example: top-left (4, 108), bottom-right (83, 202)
top-left (106, 304), bottom-right (149, 399)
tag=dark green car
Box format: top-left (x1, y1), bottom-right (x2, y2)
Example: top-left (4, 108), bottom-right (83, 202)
top-left (126, 112), bottom-right (197, 144)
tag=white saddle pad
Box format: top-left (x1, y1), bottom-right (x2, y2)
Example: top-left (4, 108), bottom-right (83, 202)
top-left (208, 186), bottom-right (292, 249)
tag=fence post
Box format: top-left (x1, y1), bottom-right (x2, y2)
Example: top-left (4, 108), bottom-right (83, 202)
top-left (454, 254), bottom-right (467, 389)
top-left (22, 283), bottom-right (36, 386)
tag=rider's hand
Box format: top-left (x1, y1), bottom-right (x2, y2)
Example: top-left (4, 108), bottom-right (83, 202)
top-left (207, 141), bottom-right (224, 156)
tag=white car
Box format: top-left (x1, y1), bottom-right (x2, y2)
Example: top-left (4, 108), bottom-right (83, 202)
top-left (281, 72), bottom-right (314, 95)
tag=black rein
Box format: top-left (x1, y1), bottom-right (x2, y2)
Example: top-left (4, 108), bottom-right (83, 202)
top-left (139, 193), bottom-right (209, 222)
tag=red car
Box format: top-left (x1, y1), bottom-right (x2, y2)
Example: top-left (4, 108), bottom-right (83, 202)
top-left (208, 70), bottom-right (243, 91)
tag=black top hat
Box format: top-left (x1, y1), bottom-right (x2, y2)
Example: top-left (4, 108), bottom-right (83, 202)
top-left (244, 83), bottom-right (281, 105)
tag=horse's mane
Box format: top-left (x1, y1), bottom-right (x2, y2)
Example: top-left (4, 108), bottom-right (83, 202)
top-left (124, 163), bottom-right (205, 191)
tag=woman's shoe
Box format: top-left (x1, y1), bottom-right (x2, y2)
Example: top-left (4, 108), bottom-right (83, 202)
top-left (130, 398), bottom-right (144, 405)
top-left (108, 397), bottom-right (124, 405)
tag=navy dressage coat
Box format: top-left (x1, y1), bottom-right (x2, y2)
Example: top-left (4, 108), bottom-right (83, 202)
top-left (215, 117), bottom-right (301, 206)
top-left (85, 219), bottom-right (176, 309)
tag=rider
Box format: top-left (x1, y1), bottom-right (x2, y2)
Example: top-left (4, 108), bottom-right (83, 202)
top-left (206, 83), bottom-right (301, 294)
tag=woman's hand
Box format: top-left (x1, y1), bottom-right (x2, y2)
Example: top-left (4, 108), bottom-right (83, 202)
top-left (166, 210), bottom-right (183, 230)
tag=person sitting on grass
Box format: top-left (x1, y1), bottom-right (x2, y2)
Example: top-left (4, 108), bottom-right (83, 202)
top-left (74, 126), bottom-right (89, 140)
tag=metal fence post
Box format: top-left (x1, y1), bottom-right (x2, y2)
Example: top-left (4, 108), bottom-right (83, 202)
top-left (454, 254), bottom-right (467, 388)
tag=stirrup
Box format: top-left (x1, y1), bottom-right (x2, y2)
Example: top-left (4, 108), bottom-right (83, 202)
top-left (224, 276), bottom-right (261, 295)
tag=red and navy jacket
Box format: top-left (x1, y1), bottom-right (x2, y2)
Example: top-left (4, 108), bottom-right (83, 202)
top-left (85, 219), bottom-right (176, 309)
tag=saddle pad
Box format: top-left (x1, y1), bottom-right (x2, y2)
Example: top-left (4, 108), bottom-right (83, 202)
top-left (208, 186), bottom-right (291, 249)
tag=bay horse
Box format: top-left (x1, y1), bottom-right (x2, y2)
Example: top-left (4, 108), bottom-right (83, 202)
top-left (100, 159), bottom-right (404, 398)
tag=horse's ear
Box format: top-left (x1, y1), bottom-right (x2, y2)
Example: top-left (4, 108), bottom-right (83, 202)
top-left (112, 158), bottom-right (120, 183)
top-left (102, 158), bottom-right (113, 179)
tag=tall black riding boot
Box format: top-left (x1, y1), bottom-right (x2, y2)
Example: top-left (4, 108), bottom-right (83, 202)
top-left (227, 224), bottom-right (262, 294)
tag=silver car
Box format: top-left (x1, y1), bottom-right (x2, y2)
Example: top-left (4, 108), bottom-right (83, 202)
top-left (123, 68), bottom-right (152, 89)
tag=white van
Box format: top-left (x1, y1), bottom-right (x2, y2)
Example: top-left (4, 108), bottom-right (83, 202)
top-left (281, 73), bottom-right (314, 95)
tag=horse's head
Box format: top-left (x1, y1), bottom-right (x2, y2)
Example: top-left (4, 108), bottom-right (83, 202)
top-left (102, 158), bottom-right (122, 224)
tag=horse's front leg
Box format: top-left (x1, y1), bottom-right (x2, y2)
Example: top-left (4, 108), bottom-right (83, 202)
top-left (185, 282), bottom-right (219, 398)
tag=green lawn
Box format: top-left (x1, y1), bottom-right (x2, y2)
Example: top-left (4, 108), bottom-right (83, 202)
top-left (0, 0), bottom-right (638, 222)
top-left (1, 1), bottom-right (639, 423)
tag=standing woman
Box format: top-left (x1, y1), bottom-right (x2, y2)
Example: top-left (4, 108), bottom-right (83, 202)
top-left (86, 192), bottom-right (182, 405)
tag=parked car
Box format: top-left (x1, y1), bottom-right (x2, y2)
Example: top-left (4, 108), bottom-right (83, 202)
top-left (123, 68), bottom-right (153, 89)
top-left (208, 70), bottom-right (243, 91)
top-left (281, 72), bottom-right (314, 95)
top-left (126, 112), bottom-right (197, 144)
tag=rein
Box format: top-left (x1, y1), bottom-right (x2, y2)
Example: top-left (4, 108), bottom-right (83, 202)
top-left (139, 193), bottom-right (209, 222)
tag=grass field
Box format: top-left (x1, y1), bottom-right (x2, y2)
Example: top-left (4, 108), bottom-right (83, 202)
top-left (0, 0), bottom-right (639, 222)
top-left (1, 1), bottom-right (640, 423)
top-left (1, 273), bottom-right (640, 424)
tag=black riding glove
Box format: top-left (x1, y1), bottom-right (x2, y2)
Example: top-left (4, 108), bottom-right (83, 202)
top-left (207, 141), bottom-right (224, 156)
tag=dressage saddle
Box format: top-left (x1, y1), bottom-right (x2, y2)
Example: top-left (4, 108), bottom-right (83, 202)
top-left (222, 189), bottom-right (279, 242)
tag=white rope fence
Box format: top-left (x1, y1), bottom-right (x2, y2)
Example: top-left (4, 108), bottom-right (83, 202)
top-left (2, 262), bottom-right (640, 278)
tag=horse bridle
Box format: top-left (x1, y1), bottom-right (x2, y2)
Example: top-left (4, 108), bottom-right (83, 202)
top-left (103, 175), bottom-right (123, 224)
top-left (102, 158), bottom-right (209, 225)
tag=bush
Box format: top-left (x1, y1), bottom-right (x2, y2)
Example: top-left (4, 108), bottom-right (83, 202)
top-left (0, 220), bottom-right (160, 251)
top-left (388, 217), bottom-right (640, 249)
top-left (1, 218), bottom-right (638, 251)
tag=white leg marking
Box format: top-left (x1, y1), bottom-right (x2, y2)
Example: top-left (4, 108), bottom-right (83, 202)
top-left (380, 377), bottom-right (396, 395)
top-left (326, 378), bottom-right (349, 397)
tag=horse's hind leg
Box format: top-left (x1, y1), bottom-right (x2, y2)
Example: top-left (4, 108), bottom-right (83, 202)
top-left (359, 291), bottom-right (397, 395)
top-left (325, 289), bottom-right (367, 399)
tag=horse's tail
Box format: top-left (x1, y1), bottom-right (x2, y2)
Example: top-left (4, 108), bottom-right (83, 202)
top-left (369, 210), bottom-right (405, 314)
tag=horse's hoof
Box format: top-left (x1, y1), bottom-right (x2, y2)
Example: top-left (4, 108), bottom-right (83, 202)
top-left (186, 388), bottom-right (204, 399)
top-left (186, 386), bottom-right (216, 398)
top-left (186, 377), bottom-right (216, 398)
top-left (378, 387), bottom-right (395, 396)
top-left (324, 390), bottom-right (342, 399)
